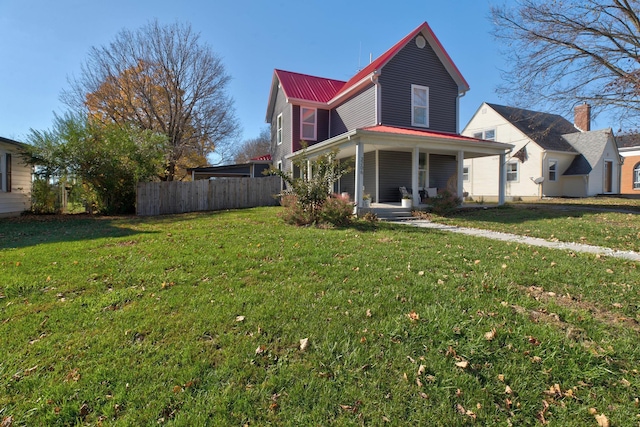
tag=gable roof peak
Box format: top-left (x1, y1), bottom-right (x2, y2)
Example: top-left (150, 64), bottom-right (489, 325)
top-left (331, 21), bottom-right (469, 102)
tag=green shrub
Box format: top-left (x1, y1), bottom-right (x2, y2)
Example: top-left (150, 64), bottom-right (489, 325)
top-left (31, 178), bottom-right (62, 214)
top-left (318, 193), bottom-right (353, 226)
top-left (430, 189), bottom-right (462, 216)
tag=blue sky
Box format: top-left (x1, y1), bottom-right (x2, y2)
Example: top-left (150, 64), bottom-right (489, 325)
top-left (2, 0), bottom-right (514, 146)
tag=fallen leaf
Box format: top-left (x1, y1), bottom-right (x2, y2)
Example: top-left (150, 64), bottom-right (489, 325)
top-left (417, 364), bottom-right (426, 376)
top-left (455, 361), bottom-right (469, 369)
top-left (235, 315), bottom-right (245, 322)
top-left (588, 408), bottom-right (598, 415)
top-left (505, 385), bottom-right (513, 394)
top-left (366, 309), bottom-right (372, 318)
top-left (474, 260), bottom-right (481, 265)
top-left (416, 378), bottom-right (422, 387)
top-left (484, 328), bottom-right (497, 341)
top-left (419, 392), bottom-right (429, 399)
top-left (1, 416), bottom-right (14, 427)
top-left (594, 413), bottom-right (610, 427)
top-left (172, 385), bottom-right (182, 393)
top-left (299, 338), bottom-right (309, 351)
top-left (255, 345), bottom-right (266, 355)
top-left (407, 311), bottom-right (420, 321)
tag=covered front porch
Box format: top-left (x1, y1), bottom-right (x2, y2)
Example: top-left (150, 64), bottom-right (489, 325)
top-left (286, 125), bottom-right (513, 214)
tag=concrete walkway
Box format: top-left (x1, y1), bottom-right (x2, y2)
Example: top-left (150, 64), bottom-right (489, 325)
top-left (405, 219), bottom-right (640, 262)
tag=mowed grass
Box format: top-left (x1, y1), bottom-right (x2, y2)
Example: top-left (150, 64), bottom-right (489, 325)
top-left (1, 208), bottom-right (639, 426)
top-left (431, 198), bottom-right (640, 252)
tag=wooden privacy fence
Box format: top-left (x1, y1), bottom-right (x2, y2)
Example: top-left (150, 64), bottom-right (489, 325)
top-left (136, 176), bottom-right (281, 216)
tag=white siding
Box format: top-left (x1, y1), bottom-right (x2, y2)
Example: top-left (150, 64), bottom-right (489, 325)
top-left (462, 104), bottom-right (543, 199)
top-left (0, 142), bottom-right (32, 216)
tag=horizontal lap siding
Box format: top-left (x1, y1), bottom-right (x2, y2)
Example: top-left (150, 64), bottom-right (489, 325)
top-left (379, 151), bottom-right (412, 202)
top-left (0, 149), bottom-right (31, 215)
top-left (379, 36), bottom-right (458, 133)
top-left (271, 86), bottom-right (292, 170)
top-left (331, 85), bottom-right (376, 137)
top-left (429, 154), bottom-right (457, 190)
top-left (364, 152), bottom-right (376, 201)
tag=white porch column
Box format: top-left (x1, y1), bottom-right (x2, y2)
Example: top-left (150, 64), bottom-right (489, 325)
top-left (354, 140), bottom-right (364, 208)
top-left (306, 160), bottom-right (312, 181)
top-left (457, 150), bottom-right (465, 200)
top-left (412, 147), bottom-right (420, 205)
top-left (498, 153), bottom-right (506, 205)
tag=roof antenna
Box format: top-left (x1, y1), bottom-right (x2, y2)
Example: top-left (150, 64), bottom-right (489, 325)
top-left (357, 42), bottom-right (362, 72)
top-left (370, 52), bottom-right (372, 64)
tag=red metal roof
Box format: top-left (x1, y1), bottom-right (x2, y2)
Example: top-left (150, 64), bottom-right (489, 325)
top-left (274, 69), bottom-right (346, 103)
top-left (362, 125), bottom-right (486, 142)
top-left (250, 154), bottom-right (272, 161)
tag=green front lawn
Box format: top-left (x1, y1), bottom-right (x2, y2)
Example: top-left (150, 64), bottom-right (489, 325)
top-left (1, 208), bottom-right (638, 425)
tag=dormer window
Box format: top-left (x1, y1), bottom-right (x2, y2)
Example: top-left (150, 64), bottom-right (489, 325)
top-left (301, 107), bottom-right (317, 141)
top-left (411, 84), bottom-right (429, 128)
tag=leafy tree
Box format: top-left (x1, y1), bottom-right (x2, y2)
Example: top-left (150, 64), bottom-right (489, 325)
top-left (491, 0), bottom-right (640, 127)
top-left (233, 127), bottom-right (271, 164)
top-left (27, 113), bottom-right (166, 214)
top-left (269, 148), bottom-right (352, 225)
top-left (63, 20), bottom-right (240, 180)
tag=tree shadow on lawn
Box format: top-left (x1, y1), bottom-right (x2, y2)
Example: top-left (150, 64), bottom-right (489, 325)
top-left (0, 213), bottom-right (155, 250)
top-left (450, 204), bottom-right (589, 225)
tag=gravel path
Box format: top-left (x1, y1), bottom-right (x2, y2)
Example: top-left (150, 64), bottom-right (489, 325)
top-left (407, 219), bottom-right (640, 262)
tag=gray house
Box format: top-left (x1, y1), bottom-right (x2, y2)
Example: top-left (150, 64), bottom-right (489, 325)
top-left (266, 22), bottom-right (512, 211)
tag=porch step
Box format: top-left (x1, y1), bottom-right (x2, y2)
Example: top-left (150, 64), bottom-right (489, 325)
top-left (363, 206), bottom-right (415, 222)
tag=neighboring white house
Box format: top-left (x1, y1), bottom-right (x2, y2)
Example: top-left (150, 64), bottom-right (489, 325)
top-left (461, 103), bottom-right (621, 201)
top-left (0, 136), bottom-right (32, 217)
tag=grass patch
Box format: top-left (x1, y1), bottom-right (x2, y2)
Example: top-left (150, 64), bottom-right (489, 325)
top-left (1, 208), bottom-right (639, 425)
top-left (430, 201), bottom-right (640, 252)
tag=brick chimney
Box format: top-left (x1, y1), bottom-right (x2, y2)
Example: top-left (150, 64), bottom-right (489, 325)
top-left (574, 103), bottom-right (591, 132)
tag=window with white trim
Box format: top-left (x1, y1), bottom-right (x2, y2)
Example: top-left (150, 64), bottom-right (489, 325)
top-left (472, 129), bottom-right (496, 141)
top-left (463, 166), bottom-right (469, 182)
top-left (548, 159), bottom-right (558, 182)
top-left (411, 84), bottom-right (429, 127)
top-left (634, 163), bottom-right (640, 190)
top-left (300, 107), bottom-right (316, 141)
top-left (276, 114), bottom-right (283, 145)
top-left (506, 161), bottom-right (519, 182)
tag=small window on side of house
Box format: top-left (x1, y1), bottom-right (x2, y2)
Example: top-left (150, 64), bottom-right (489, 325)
top-left (300, 107), bottom-right (316, 141)
top-left (463, 166), bottom-right (469, 181)
top-left (506, 161), bottom-right (519, 182)
top-left (473, 132), bottom-right (483, 139)
top-left (548, 159), bottom-right (558, 182)
top-left (484, 129), bottom-right (495, 141)
top-left (633, 163), bottom-right (640, 190)
top-left (411, 84), bottom-right (429, 128)
top-left (276, 114), bottom-right (283, 145)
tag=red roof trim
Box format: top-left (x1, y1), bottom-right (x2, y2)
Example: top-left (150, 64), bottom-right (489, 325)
top-left (361, 125), bottom-right (487, 143)
top-left (250, 154), bottom-right (272, 161)
top-left (330, 22), bottom-right (469, 102)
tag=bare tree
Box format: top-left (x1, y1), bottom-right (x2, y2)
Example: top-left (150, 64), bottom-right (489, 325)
top-left (233, 127), bottom-right (271, 164)
top-left (63, 20), bottom-right (240, 180)
top-left (491, 0), bottom-right (640, 127)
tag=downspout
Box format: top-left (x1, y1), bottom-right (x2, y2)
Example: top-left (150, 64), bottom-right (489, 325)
top-left (456, 90), bottom-right (467, 134)
top-left (371, 70), bottom-right (381, 124)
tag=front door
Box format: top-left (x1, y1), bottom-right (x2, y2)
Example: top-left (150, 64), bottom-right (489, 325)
top-left (604, 160), bottom-right (613, 193)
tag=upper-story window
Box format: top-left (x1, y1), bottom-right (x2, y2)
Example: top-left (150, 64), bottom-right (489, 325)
top-left (634, 163), bottom-right (640, 190)
top-left (472, 129), bottom-right (496, 141)
top-left (276, 114), bottom-right (283, 145)
top-left (548, 159), bottom-right (558, 182)
top-left (300, 107), bottom-right (317, 141)
top-left (411, 84), bottom-right (429, 128)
